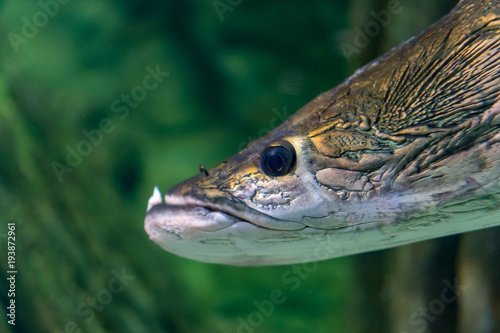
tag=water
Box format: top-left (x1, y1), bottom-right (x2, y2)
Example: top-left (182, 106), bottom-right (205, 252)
top-left (1, 0), bottom-right (498, 332)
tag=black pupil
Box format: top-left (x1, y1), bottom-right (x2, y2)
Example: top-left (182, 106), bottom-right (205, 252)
top-left (260, 141), bottom-right (296, 177)
top-left (268, 154), bottom-right (285, 172)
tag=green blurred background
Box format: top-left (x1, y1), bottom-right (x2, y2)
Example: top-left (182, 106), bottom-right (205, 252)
top-left (0, 0), bottom-right (457, 332)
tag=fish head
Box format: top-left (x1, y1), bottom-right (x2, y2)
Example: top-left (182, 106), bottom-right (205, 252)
top-left (145, 0), bottom-right (500, 265)
top-left (144, 100), bottom-right (410, 266)
top-left (144, 128), bottom-right (327, 265)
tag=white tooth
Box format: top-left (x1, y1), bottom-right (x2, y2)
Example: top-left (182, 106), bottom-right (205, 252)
top-left (147, 186), bottom-right (163, 211)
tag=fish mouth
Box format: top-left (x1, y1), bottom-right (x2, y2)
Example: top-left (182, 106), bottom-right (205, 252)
top-left (146, 186), bottom-right (306, 232)
top-left (144, 187), bottom-right (308, 265)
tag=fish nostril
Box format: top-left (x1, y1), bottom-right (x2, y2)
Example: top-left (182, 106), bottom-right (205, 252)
top-left (199, 164), bottom-right (209, 177)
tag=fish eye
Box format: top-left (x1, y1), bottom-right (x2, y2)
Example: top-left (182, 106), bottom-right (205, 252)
top-left (260, 140), bottom-right (296, 177)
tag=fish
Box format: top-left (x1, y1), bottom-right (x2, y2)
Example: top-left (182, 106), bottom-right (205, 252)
top-left (145, 0), bottom-right (500, 266)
